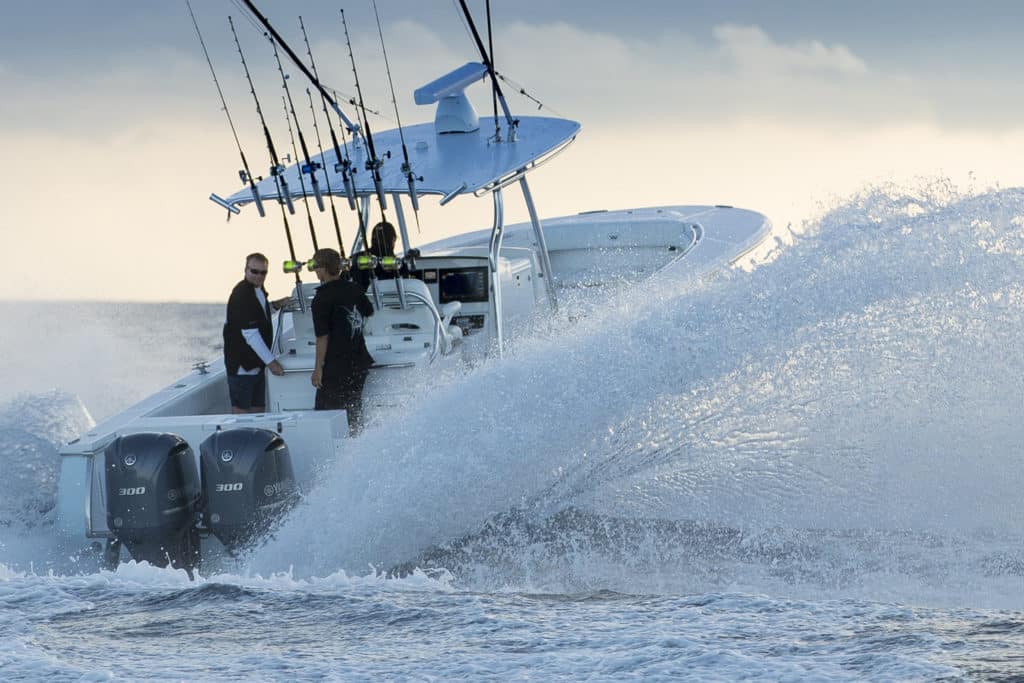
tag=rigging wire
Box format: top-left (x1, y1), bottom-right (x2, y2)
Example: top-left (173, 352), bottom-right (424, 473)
top-left (456, 0), bottom-right (516, 139)
top-left (451, 0), bottom-right (474, 49)
top-left (228, 0), bottom-right (263, 34)
top-left (486, 0), bottom-right (498, 140)
top-left (494, 71), bottom-right (563, 116)
top-left (448, 0), bottom-right (563, 117)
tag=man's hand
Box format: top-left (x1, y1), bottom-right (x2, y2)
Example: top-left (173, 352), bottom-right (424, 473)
top-left (271, 296), bottom-right (292, 310)
top-left (268, 359), bottom-right (285, 376)
top-left (311, 367), bottom-right (322, 389)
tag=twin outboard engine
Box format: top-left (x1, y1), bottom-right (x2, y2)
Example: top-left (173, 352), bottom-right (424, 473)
top-left (104, 433), bottom-right (202, 572)
top-left (103, 428), bottom-right (298, 574)
top-left (200, 427), bottom-right (298, 551)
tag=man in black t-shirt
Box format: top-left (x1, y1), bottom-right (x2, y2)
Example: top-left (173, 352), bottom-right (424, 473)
top-left (310, 248), bottom-right (375, 435)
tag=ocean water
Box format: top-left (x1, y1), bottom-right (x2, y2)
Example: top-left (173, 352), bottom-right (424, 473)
top-left (2, 185), bottom-right (1024, 680)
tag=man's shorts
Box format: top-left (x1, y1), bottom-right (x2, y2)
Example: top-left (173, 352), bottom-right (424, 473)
top-left (227, 372), bottom-right (266, 411)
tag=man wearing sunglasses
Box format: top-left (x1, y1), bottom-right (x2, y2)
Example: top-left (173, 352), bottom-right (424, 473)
top-left (223, 252), bottom-right (288, 414)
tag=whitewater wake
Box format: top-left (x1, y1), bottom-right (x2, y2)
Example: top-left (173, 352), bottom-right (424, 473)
top-left (2, 184), bottom-right (1024, 607)
top-left (242, 182), bottom-right (1024, 602)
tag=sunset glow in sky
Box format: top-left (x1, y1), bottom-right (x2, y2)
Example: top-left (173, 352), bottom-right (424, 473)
top-left (2, 1), bottom-right (1023, 301)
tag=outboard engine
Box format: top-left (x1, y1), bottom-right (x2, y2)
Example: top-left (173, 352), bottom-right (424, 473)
top-left (104, 433), bottom-right (202, 572)
top-left (200, 428), bottom-right (298, 553)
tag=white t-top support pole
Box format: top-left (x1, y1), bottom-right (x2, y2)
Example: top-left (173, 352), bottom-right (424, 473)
top-left (519, 176), bottom-right (558, 311)
top-left (487, 187), bottom-right (506, 358)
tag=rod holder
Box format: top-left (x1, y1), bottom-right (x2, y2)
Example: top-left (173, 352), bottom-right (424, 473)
top-left (440, 183), bottom-right (467, 206)
top-left (209, 193), bottom-right (240, 215)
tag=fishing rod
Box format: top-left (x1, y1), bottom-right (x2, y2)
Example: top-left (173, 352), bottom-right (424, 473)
top-left (330, 86), bottom-right (372, 261)
top-left (268, 35), bottom-right (325, 214)
top-left (340, 7), bottom-right (389, 213)
top-left (280, 94), bottom-right (320, 252)
top-left (456, 0), bottom-right (517, 141)
top-left (299, 15), bottom-right (358, 213)
top-left (331, 88), bottom-right (362, 217)
top-left (268, 32), bottom-right (322, 254)
top-left (236, 0), bottom-right (376, 276)
top-left (186, 1), bottom-right (265, 218)
top-left (228, 15), bottom-right (295, 216)
top-left (238, 0), bottom-right (360, 139)
top-left (305, 88), bottom-right (345, 255)
top-left (228, 15), bottom-right (304, 298)
top-left (372, 0), bottom-right (423, 228)
top-left (331, 83), bottom-right (377, 297)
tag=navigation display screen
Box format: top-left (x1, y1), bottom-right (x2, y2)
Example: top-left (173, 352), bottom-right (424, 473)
top-left (439, 267), bottom-right (488, 303)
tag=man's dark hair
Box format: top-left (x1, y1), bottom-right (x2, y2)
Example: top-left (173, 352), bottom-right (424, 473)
top-left (246, 252), bottom-right (269, 266)
top-left (313, 248), bottom-right (343, 276)
top-left (370, 221), bottom-right (397, 257)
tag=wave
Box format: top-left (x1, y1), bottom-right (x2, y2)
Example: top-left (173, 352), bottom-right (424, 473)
top-left (246, 182), bottom-right (1024, 595)
top-left (3, 183), bottom-right (1023, 606)
top-left (393, 506), bottom-right (1024, 608)
top-left (0, 391), bottom-right (93, 528)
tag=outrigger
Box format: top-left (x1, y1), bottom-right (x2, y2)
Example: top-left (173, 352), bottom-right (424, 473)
top-left (54, 2), bottom-right (772, 574)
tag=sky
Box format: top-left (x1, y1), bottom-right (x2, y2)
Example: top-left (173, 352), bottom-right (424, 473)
top-left (2, 1), bottom-right (1024, 302)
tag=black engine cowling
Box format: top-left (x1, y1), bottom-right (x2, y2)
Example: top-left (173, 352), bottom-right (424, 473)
top-left (104, 432), bottom-right (202, 571)
top-left (200, 427), bottom-right (298, 552)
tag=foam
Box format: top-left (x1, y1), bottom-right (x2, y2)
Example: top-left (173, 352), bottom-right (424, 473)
top-left (247, 182), bottom-right (1024, 588)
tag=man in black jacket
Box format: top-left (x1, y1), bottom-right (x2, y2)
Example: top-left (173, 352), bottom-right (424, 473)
top-left (223, 252), bottom-right (286, 414)
top-left (310, 247), bottom-right (375, 435)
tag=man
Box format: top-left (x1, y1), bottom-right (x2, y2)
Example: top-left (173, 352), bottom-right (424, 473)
top-left (310, 247), bottom-right (375, 435)
top-left (223, 253), bottom-right (287, 414)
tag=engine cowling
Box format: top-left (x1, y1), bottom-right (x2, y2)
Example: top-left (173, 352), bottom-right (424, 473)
top-left (103, 432), bottom-right (202, 571)
top-left (199, 428), bottom-right (299, 553)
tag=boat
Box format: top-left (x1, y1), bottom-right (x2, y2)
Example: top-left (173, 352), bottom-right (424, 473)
top-left (53, 3), bottom-right (772, 574)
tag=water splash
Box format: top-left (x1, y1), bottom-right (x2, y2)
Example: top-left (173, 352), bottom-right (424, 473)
top-left (247, 183), bottom-right (1024, 594)
top-left (3, 187), bottom-right (1023, 605)
top-left (0, 391), bottom-right (93, 528)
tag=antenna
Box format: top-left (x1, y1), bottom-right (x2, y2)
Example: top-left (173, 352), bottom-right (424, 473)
top-left (456, 0), bottom-right (517, 141)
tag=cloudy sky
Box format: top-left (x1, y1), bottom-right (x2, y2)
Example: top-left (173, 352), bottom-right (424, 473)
top-left (2, 1), bottom-right (1023, 301)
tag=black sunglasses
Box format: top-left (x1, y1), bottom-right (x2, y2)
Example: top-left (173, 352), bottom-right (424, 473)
top-left (248, 267), bottom-right (268, 276)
